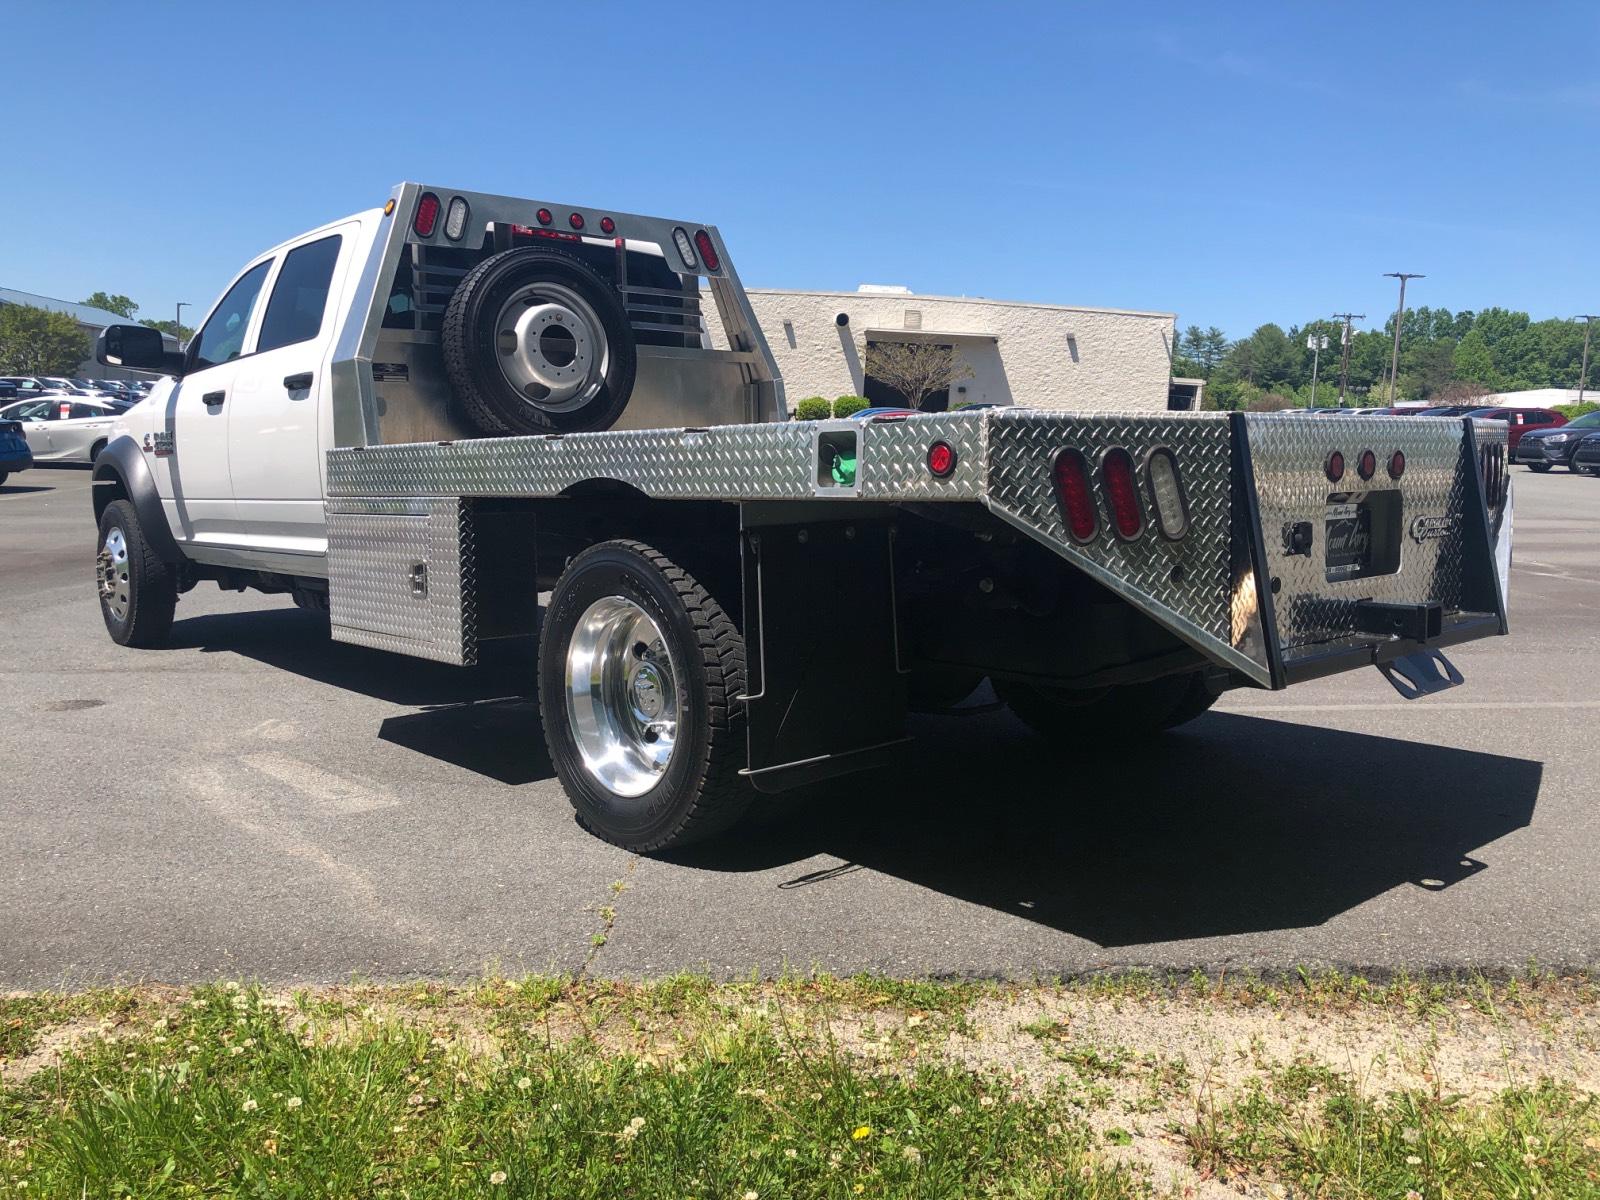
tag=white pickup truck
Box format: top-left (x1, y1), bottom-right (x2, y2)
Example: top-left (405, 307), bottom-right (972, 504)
top-left (90, 183), bottom-right (1513, 852)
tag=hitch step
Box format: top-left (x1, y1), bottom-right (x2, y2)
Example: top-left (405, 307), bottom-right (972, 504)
top-left (1378, 649), bottom-right (1464, 699)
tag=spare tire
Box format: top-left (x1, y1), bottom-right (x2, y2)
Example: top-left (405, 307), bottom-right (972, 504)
top-left (442, 246), bottom-right (637, 435)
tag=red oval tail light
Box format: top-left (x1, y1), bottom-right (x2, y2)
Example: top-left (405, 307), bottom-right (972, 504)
top-left (413, 192), bottom-right (441, 237)
top-left (1052, 449), bottom-right (1099, 544)
top-left (1100, 447), bottom-right (1144, 540)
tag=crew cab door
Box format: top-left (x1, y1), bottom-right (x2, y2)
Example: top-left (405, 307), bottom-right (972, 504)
top-left (226, 226), bottom-right (355, 554)
top-left (159, 258), bottom-right (273, 542)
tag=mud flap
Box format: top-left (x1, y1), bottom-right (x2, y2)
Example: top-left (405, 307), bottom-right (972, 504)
top-left (1378, 649), bottom-right (1464, 699)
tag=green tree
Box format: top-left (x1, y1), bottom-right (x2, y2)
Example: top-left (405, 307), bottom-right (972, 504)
top-left (1453, 329), bottom-right (1497, 386)
top-left (82, 292), bottom-right (139, 319)
top-left (144, 318), bottom-right (194, 342)
top-left (0, 304), bottom-right (91, 374)
top-left (1222, 324), bottom-right (1299, 388)
top-left (1180, 325), bottom-right (1229, 376)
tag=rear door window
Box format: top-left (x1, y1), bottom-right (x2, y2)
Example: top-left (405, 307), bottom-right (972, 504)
top-left (190, 260), bottom-right (273, 371)
top-left (256, 235), bottom-right (342, 353)
top-left (69, 403), bottom-right (108, 419)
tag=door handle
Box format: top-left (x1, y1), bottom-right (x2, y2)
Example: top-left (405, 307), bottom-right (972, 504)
top-left (203, 391), bottom-right (225, 406)
top-left (283, 372), bottom-right (313, 391)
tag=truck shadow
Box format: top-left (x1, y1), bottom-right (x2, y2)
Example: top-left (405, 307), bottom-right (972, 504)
top-left (172, 606), bottom-right (1542, 947)
top-left (678, 710), bottom-right (1543, 947)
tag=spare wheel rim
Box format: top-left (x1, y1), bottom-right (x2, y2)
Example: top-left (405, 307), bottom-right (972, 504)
top-left (494, 281), bottom-right (610, 413)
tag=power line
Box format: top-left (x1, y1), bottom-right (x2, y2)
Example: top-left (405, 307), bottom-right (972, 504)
top-left (1383, 273), bottom-right (1424, 404)
top-left (1331, 312), bottom-right (1365, 407)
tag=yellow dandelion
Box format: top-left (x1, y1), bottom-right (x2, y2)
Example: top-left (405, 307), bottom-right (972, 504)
top-left (851, 1125), bottom-right (872, 1140)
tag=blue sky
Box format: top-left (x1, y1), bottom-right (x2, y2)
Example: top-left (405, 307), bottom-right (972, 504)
top-left (5, 1), bottom-right (1597, 341)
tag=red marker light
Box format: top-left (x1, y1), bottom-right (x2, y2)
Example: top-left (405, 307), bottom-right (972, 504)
top-left (693, 229), bottom-right (720, 271)
top-left (1100, 447), bottom-right (1144, 540)
top-left (1358, 449), bottom-right (1377, 481)
top-left (536, 208), bottom-right (553, 226)
top-left (1052, 449), bottom-right (1099, 543)
top-left (926, 441), bottom-right (957, 478)
top-left (1388, 450), bottom-right (1406, 479)
top-left (599, 216), bottom-right (615, 234)
top-left (413, 192), bottom-right (441, 237)
top-left (568, 212), bottom-right (585, 230)
top-left (1325, 450), bottom-right (1345, 482)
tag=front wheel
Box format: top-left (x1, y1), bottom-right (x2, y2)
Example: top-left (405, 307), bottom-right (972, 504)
top-left (996, 670), bottom-right (1221, 739)
top-left (538, 539), bottom-right (752, 852)
top-left (97, 499), bottom-right (176, 647)
top-left (1529, 463), bottom-right (1552, 473)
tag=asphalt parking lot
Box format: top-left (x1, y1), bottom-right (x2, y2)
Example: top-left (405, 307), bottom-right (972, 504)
top-left (1, 465), bottom-right (1597, 988)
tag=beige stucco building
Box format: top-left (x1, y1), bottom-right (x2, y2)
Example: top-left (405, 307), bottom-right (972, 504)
top-left (704, 285), bottom-right (1181, 414)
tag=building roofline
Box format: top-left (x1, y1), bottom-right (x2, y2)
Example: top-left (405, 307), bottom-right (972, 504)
top-left (730, 286), bottom-right (1176, 321)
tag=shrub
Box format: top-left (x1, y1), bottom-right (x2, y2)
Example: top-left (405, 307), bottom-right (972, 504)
top-left (793, 396), bottom-right (832, 421)
top-left (1555, 402), bottom-right (1598, 419)
top-left (832, 395), bottom-right (870, 418)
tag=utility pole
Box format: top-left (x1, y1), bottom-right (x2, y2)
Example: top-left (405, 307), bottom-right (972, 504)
top-left (1577, 314), bottom-right (1598, 408)
top-left (175, 302), bottom-right (190, 349)
top-left (1306, 332), bottom-right (1329, 407)
top-left (1331, 312), bottom-right (1364, 406)
top-left (1383, 273), bottom-right (1423, 405)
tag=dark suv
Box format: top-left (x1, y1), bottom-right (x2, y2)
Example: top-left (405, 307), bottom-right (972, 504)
top-left (1514, 409), bottom-right (1599, 471)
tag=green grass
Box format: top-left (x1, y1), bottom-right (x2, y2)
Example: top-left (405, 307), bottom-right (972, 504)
top-left (2, 973), bottom-right (1598, 1198)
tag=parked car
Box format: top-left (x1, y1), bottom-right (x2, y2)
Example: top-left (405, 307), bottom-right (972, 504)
top-left (845, 406), bottom-right (922, 420)
top-left (1412, 404), bottom-right (1483, 417)
top-left (1512, 410), bottom-right (1600, 471)
top-left (1568, 430), bottom-right (1600, 476)
top-left (0, 397), bottom-right (124, 463)
top-left (0, 418), bottom-right (33, 485)
top-left (1463, 407), bottom-right (1565, 458)
top-left (0, 377), bottom-right (63, 402)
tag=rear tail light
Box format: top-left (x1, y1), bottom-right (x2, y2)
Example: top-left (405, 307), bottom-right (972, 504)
top-left (672, 227), bottom-right (698, 270)
top-left (536, 208), bottom-right (553, 226)
top-left (926, 440), bottom-right (957, 478)
top-left (1357, 449), bottom-right (1377, 481)
top-left (693, 229), bottom-right (720, 272)
top-left (443, 196), bottom-right (469, 241)
top-left (599, 216), bottom-right (615, 235)
top-left (1325, 449), bottom-right (1345, 482)
top-left (1388, 450), bottom-right (1406, 479)
top-left (568, 212), bottom-right (585, 230)
top-left (1100, 447), bottom-right (1144, 540)
top-left (1144, 448), bottom-right (1190, 540)
top-left (1052, 449), bottom-right (1099, 544)
top-left (413, 192), bottom-right (441, 237)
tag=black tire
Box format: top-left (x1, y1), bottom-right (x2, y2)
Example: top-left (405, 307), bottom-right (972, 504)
top-left (442, 247), bottom-right (636, 436)
top-left (996, 670), bottom-right (1221, 739)
top-left (538, 539), bottom-right (751, 852)
top-left (0, 471), bottom-right (8, 487)
top-left (96, 498), bottom-right (176, 648)
top-left (1529, 463), bottom-right (1552, 473)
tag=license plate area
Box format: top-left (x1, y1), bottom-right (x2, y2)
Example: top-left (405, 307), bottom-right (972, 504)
top-left (1324, 490), bottom-right (1401, 582)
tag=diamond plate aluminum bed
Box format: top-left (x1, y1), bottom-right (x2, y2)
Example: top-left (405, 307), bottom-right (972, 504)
top-left (324, 408), bottom-right (1511, 692)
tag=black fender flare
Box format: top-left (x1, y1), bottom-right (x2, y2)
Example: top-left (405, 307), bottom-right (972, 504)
top-left (92, 436), bottom-right (183, 564)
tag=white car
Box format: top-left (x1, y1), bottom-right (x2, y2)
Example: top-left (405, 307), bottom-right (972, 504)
top-left (0, 396), bottom-right (127, 463)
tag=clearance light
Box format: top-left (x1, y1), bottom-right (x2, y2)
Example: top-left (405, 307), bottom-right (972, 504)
top-left (536, 208), bottom-right (553, 226)
top-left (672, 227), bottom-right (698, 270)
top-left (1388, 449), bottom-right (1406, 479)
top-left (1357, 448), bottom-right (1377, 481)
top-left (568, 212), bottom-right (585, 230)
top-left (926, 440), bottom-right (958, 478)
top-left (444, 196), bottom-right (469, 241)
top-left (1052, 449), bottom-right (1099, 544)
top-left (413, 192), bottom-right (441, 237)
top-left (1325, 449), bottom-right (1345, 483)
top-left (1144, 447), bottom-right (1190, 541)
top-left (1100, 447), bottom-right (1144, 540)
top-left (693, 229), bottom-right (720, 271)
top-left (599, 216), bottom-right (616, 234)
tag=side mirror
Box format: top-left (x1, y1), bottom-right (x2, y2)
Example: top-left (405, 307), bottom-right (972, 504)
top-left (97, 324), bottom-right (185, 376)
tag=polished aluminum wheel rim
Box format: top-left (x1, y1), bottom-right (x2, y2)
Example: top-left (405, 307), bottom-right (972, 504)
top-left (565, 596), bottom-right (679, 797)
top-left (495, 281), bottom-right (608, 413)
top-left (98, 526), bottom-right (130, 621)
